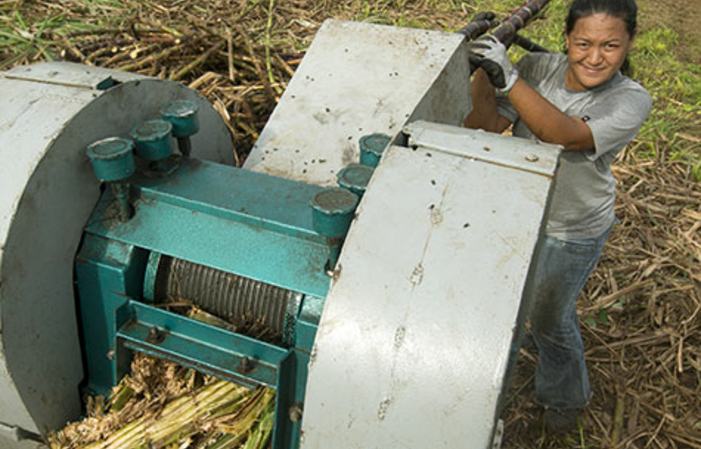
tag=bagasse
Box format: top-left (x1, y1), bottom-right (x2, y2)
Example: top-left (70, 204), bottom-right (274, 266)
top-left (49, 354), bottom-right (274, 449)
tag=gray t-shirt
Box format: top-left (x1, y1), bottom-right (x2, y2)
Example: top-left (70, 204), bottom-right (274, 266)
top-left (497, 53), bottom-right (652, 240)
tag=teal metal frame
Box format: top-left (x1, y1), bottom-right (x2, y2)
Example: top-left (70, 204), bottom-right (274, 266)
top-left (75, 157), bottom-right (338, 449)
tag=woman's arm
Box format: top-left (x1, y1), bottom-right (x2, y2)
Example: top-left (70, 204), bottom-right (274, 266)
top-left (464, 69), bottom-right (512, 133)
top-left (507, 78), bottom-right (594, 151)
top-left (466, 36), bottom-right (595, 152)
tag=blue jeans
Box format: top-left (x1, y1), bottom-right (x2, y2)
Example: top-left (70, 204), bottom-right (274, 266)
top-left (525, 228), bottom-right (611, 410)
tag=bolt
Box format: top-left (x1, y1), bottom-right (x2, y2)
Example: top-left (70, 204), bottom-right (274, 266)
top-left (146, 327), bottom-right (166, 344)
top-left (525, 154), bottom-right (539, 162)
top-left (237, 357), bottom-right (255, 374)
top-left (289, 403), bottom-right (304, 422)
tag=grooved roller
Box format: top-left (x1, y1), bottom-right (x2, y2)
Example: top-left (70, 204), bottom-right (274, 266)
top-left (156, 257), bottom-right (301, 337)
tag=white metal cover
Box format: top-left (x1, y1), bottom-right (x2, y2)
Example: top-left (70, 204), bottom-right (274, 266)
top-left (245, 20), bottom-right (471, 186)
top-left (302, 122), bottom-right (560, 449)
top-left (0, 62), bottom-right (234, 439)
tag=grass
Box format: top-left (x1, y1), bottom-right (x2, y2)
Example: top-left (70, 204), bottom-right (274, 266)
top-left (631, 27), bottom-right (701, 177)
top-left (0, 2), bottom-right (123, 70)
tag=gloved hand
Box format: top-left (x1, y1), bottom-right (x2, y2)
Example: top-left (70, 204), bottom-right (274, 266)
top-left (468, 35), bottom-right (519, 94)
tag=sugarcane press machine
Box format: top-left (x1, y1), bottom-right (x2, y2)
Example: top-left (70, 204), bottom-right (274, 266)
top-left (0, 19), bottom-right (560, 449)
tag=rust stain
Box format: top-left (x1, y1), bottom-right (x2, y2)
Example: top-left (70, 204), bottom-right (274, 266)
top-left (410, 263), bottom-right (424, 286)
top-left (377, 397), bottom-right (392, 421)
top-left (430, 205), bottom-right (443, 225)
top-left (394, 326), bottom-right (406, 350)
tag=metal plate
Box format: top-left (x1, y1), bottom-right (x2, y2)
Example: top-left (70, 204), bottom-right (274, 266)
top-left (301, 123), bottom-right (560, 449)
top-left (404, 120), bottom-right (559, 177)
top-left (0, 62), bottom-right (234, 436)
top-left (3, 61), bottom-right (144, 88)
top-left (244, 20), bottom-right (471, 186)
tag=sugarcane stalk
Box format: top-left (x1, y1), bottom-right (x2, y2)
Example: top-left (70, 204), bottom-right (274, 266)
top-left (170, 41), bottom-right (224, 81)
top-left (204, 433), bottom-right (246, 449)
top-left (108, 381), bottom-right (135, 412)
top-left (214, 389), bottom-right (273, 436)
top-left (242, 403), bottom-right (274, 449)
top-left (611, 392), bottom-right (626, 445)
top-left (188, 307), bottom-right (235, 330)
top-left (83, 381), bottom-right (246, 449)
top-left (492, 0), bottom-right (551, 44)
top-left (457, 18), bottom-right (497, 40)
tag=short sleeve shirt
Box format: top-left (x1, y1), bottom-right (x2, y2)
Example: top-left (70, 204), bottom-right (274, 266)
top-left (497, 52), bottom-right (652, 240)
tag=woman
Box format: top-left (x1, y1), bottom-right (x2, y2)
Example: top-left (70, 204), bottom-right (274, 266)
top-left (465, 0), bottom-right (651, 434)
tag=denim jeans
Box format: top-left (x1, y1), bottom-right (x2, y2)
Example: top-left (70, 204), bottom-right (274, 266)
top-left (524, 227), bottom-right (611, 410)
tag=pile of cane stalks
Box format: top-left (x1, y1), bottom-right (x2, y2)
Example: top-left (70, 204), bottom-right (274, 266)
top-left (1, 0), bottom-right (698, 448)
top-left (49, 354), bottom-right (275, 449)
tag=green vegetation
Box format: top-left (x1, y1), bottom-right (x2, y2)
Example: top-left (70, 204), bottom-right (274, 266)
top-left (632, 27), bottom-right (701, 178)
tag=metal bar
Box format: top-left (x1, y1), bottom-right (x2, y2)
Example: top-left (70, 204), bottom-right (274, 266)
top-left (116, 301), bottom-right (289, 388)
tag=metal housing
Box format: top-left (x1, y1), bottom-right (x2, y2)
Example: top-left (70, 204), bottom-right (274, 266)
top-left (0, 62), bottom-right (234, 443)
top-left (301, 122), bottom-right (560, 448)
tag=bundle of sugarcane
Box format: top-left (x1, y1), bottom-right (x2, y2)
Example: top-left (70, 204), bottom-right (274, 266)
top-left (49, 354), bottom-right (274, 449)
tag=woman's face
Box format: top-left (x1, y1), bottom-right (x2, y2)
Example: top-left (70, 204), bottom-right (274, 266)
top-left (565, 13), bottom-right (633, 91)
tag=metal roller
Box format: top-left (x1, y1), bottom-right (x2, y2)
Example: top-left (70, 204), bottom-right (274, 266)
top-left (155, 256), bottom-right (302, 341)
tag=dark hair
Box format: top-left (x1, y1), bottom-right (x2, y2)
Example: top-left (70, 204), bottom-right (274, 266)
top-left (565, 0), bottom-right (638, 75)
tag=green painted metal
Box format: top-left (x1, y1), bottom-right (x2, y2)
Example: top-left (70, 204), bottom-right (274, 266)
top-left (337, 163), bottom-right (374, 197)
top-left (75, 230), bottom-right (320, 394)
top-left (86, 137), bottom-right (135, 182)
top-left (142, 251), bottom-right (162, 303)
top-left (117, 301), bottom-right (289, 388)
top-left (76, 155), bottom-right (333, 449)
top-left (75, 234), bottom-right (148, 396)
top-left (272, 350), bottom-right (309, 449)
top-left (86, 158), bottom-right (336, 298)
top-left (359, 133), bottom-right (391, 167)
top-left (130, 119), bottom-right (173, 161)
top-left (310, 188), bottom-right (359, 238)
top-left (160, 99), bottom-right (199, 138)
top-left (294, 296), bottom-right (325, 353)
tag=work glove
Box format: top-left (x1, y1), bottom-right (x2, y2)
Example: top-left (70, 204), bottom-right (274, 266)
top-left (468, 35), bottom-right (519, 94)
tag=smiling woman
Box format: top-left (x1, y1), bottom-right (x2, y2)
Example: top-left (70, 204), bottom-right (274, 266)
top-left (464, 0), bottom-right (652, 436)
top-left (564, 13), bottom-right (634, 91)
